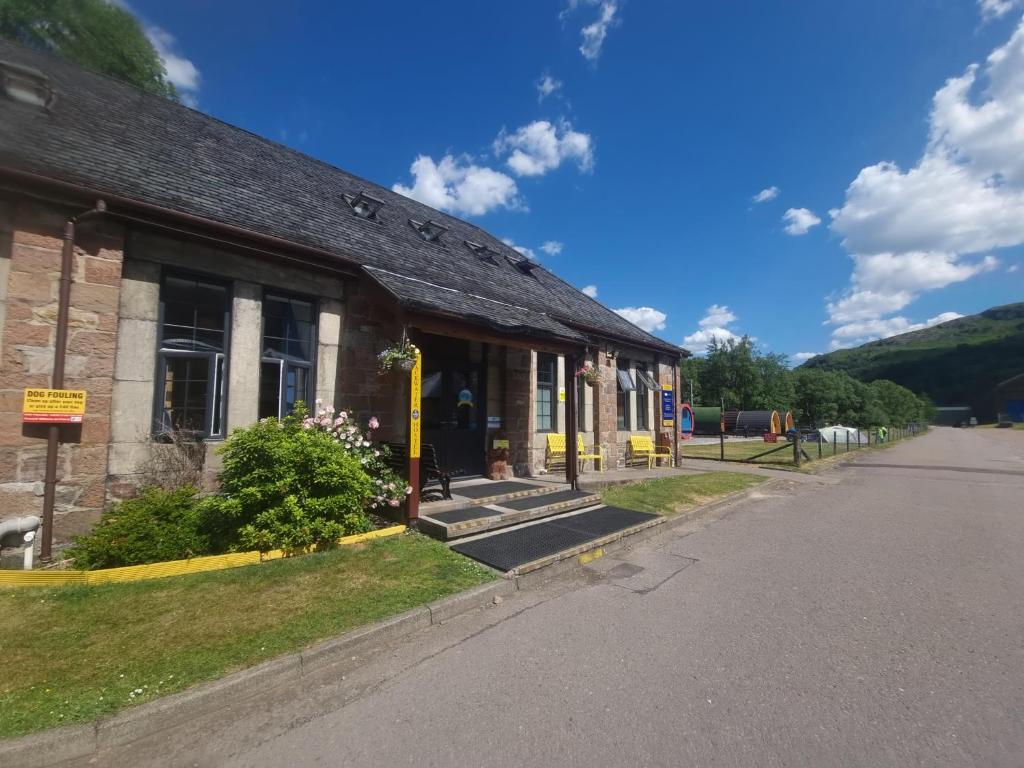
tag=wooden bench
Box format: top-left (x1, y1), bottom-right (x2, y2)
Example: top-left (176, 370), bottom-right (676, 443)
top-left (381, 442), bottom-right (456, 500)
top-left (628, 435), bottom-right (672, 468)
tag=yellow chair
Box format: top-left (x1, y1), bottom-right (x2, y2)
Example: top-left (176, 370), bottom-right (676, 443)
top-left (577, 434), bottom-right (604, 473)
top-left (628, 435), bottom-right (672, 468)
top-left (545, 433), bottom-right (567, 472)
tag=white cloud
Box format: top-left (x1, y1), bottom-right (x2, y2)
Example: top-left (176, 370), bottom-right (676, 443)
top-left (614, 306), bottom-right (667, 332)
top-left (393, 154), bottom-right (522, 217)
top-left (979, 0), bottom-right (1023, 20)
top-left (501, 238), bottom-right (536, 260)
top-left (1009, 263), bottom-right (1021, 272)
top-left (792, 352), bottom-right (821, 362)
top-left (783, 207), bottom-right (821, 235)
top-left (682, 304), bottom-right (744, 348)
top-left (562, 0), bottom-right (620, 62)
top-left (825, 20), bottom-right (1024, 347)
top-left (581, 284), bottom-right (598, 298)
top-left (829, 311), bottom-right (964, 349)
top-left (536, 73), bottom-right (563, 101)
top-left (495, 120), bottom-right (594, 177)
top-left (540, 240), bottom-right (564, 256)
top-left (752, 186), bottom-right (780, 203)
top-left (145, 26), bottom-right (200, 105)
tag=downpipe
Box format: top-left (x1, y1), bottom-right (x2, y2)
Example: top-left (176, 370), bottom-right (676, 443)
top-left (0, 515), bottom-right (41, 570)
top-left (39, 200), bottom-right (106, 562)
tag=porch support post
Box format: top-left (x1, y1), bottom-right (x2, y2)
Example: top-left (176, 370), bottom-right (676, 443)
top-left (407, 350), bottom-right (422, 521)
top-left (566, 352), bottom-right (579, 490)
top-left (673, 357), bottom-right (680, 467)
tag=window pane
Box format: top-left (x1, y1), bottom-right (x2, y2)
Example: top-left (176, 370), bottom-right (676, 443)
top-left (160, 274), bottom-right (228, 351)
top-left (212, 355), bottom-right (225, 436)
top-left (263, 294), bottom-right (315, 364)
top-left (536, 353), bottom-right (556, 432)
top-left (162, 356), bottom-right (209, 433)
top-left (636, 364), bottom-right (650, 430)
top-left (259, 361), bottom-right (281, 419)
top-left (285, 364), bottom-right (310, 414)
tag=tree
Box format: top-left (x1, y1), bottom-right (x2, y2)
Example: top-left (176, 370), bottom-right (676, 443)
top-left (0, 0), bottom-right (178, 99)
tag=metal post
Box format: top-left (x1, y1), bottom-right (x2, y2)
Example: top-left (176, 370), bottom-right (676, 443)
top-left (846, 431), bottom-right (850, 453)
top-left (407, 350), bottom-right (422, 522)
top-left (720, 430), bottom-right (725, 461)
top-left (833, 431), bottom-right (837, 456)
top-left (566, 353), bottom-right (579, 490)
top-left (793, 429), bottom-right (801, 467)
top-left (818, 433), bottom-right (822, 459)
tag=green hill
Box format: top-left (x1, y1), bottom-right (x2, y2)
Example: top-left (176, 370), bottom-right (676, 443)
top-left (801, 302), bottom-right (1024, 421)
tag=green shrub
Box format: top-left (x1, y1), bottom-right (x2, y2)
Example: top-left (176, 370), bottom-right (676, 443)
top-left (200, 410), bottom-right (374, 552)
top-left (66, 486), bottom-right (209, 569)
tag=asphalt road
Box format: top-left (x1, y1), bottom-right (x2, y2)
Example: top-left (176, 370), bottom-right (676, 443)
top-left (126, 428), bottom-right (1024, 767)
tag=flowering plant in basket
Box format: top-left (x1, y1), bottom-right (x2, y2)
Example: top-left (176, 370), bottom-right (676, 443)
top-left (378, 338), bottom-right (419, 374)
top-left (575, 360), bottom-right (600, 385)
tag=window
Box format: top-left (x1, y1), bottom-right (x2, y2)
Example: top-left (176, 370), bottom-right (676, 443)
top-left (344, 191), bottom-right (384, 220)
top-left (616, 358), bottom-right (634, 430)
top-left (409, 219), bottom-right (448, 243)
top-left (157, 273), bottom-right (230, 438)
top-left (635, 363), bottom-right (652, 431)
top-left (259, 293), bottom-right (317, 419)
top-left (536, 352), bottom-right (557, 432)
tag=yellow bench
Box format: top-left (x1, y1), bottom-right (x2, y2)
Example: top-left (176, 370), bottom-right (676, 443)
top-left (546, 433), bottom-right (605, 473)
top-left (577, 434), bottom-right (604, 473)
top-left (628, 435), bottom-right (672, 468)
top-left (545, 433), bottom-right (567, 472)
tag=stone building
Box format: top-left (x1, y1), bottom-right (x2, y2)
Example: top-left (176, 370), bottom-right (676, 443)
top-left (0, 41), bottom-right (686, 548)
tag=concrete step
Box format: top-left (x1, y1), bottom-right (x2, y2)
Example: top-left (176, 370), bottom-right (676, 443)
top-left (418, 488), bottom-right (603, 541)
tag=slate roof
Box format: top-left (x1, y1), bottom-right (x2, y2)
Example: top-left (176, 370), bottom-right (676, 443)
top-left (0, 41), bottom-right (682, 356)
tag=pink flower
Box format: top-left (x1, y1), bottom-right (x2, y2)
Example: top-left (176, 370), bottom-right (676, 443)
top-left (368, 416), bottom-right (380, 430)
top-left (387, 499), bottom-right (400, 507)
top-left (338, 411), bottom-right (348, 420)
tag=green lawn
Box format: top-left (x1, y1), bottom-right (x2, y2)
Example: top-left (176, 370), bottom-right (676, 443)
top-left (602, 472), bottom-right (766, 516)
top-left (0, 533), bottom-right (492, 739)
top-left (681, 439), bottom-right (807, 467)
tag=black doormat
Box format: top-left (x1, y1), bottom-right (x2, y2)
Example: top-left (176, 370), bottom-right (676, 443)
top-left (450, 481), bottom-right (541, 499)
top-left (498, 489), bottom-right (592, 511)
top-left (451, 506), bottom-right (659, 572)
top-left (426, 506), bottom-right (499, 525)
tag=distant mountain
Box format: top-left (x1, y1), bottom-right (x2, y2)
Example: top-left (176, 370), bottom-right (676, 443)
top-left (801, 302), bottom-right (1024, 421)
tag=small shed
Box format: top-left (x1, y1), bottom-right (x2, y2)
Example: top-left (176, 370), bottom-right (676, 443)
top-left (995, 373), bottom-right (1024, 423)
top-left (934, 406), bottom-right (973, 427)
top-left (735, 410), bottom-right (781, 436)
top-left (693, 406), bottom-right (724, 435)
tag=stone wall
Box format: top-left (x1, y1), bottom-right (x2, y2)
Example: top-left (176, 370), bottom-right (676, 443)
top-left (106, 229), bottom-right (350, 498)
top-left (0, 196), bottom-right (124, 544)
top-left (504, 346), bottom-right (533, 475)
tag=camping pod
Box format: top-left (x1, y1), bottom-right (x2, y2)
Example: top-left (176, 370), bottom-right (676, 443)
top-left (679, 403), bottom-right (695, 439)
top-left (735, 410), bottom-right (781, 435)
top-left (693, 406), bottom-right (724, 435)
top-left (723, 410), bottom-right (740, 433)
top-left (780, 411), bottom-right (794, 432)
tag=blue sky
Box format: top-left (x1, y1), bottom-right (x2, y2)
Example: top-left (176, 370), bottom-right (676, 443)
top-left (130, 0), bottom-right (1024, 360)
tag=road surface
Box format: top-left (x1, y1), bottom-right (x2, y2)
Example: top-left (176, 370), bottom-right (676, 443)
top-left (114, 428), bottom-right (1024, 766)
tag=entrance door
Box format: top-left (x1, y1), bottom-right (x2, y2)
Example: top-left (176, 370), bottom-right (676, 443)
top-left (418, 335), bottom-right (487, 476)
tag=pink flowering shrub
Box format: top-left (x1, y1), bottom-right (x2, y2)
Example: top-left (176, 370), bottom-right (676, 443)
top-left (302, 401), bottom-right (410, 510)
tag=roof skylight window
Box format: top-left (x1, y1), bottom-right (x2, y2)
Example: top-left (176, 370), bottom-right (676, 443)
top-left (409, 219), bottom-right (448, 243)
top-left (0, 61), bottom-right (56, 110)
top-left (344, 191), bottom-right (384, 220)
top-left (505, 252), bottom-right (540, 275)
top-left (466, 241), bottom-right (500, 264)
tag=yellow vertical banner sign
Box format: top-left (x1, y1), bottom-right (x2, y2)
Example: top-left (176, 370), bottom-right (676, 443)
top-left (409, 352), bottom-right (422, 458)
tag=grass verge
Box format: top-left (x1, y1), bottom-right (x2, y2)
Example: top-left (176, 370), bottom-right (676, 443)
top-left (0, 533), bottom-right (492, 739)
top-left (602, 471), bottom-right (766, 516)
top-left (681, 440), bottom-right (804, 469)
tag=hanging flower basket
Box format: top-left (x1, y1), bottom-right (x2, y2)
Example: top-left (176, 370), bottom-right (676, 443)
top-left (378, 336), bottom-right (419, 375)
top-left (575, 360), bottom-right (600, 385)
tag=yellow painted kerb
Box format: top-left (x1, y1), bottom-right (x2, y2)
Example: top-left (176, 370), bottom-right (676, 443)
top-left (0, 525), bottom-right (407, 588)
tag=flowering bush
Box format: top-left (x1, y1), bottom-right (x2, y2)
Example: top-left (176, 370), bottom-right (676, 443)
top-left (199, 405), bottom-right (376, 553)
top-left (575, 360), bottom-right (600, 385)
top-left (302, 401), bottom-right (410, 511)
top-left (377, 338), bottom-right (419, 374)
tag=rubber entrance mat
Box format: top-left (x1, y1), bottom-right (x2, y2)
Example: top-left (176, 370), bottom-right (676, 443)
top-left (498, 489), bottom-right (592, 511)
top-left (427, 506), bottom-right (499, 525)
top-left (451, 506), bottom-right (659, 571)
top-left (450, 481), bottom-right (541, 499)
